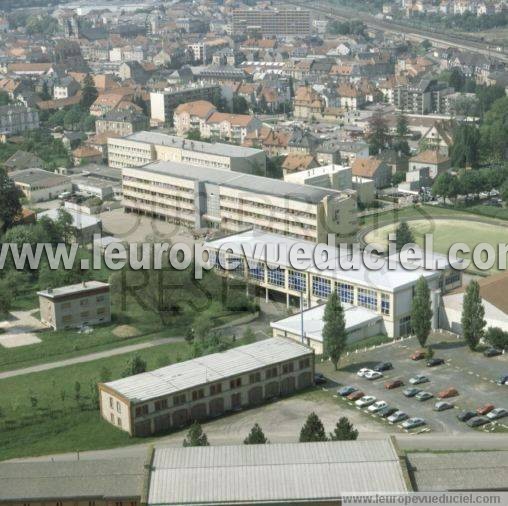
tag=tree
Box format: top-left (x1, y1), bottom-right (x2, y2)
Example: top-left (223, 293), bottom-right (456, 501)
top-left (329, 417), bottom-right (358, 441)
top-left (485, 327), bottom-right (508, 350)
top-left (322, 292), bottom-right (347, 371)
top-left (74, 381), bottom-right (81, 403)
top-left (244, 423), bottom-right (268, 444)
top-left (480, 96), bottom-right (508, 161)
top-left (0, 286), bottom-right (12, 317)
top-left (0, 169), bottom-right (22, 232)
top-left (80, 74), bottom-right (98, 110)
top-left (193, 314), bottom-right (214, 340)
top-left (451, 123), bottom-right (480, 168)
top-left (395, 222), bottom-right (415, 252)
top-left (183, 421), bottom-right (209, 447)
top-left (40, 81), bottom-right (51, 101)
top-left (461, 280), bottom-right (485, 350)
top-left (299, 412), bottom-right (327, 442)
top-left (367, 112), bottom-right (389, 155)
top-left (411, 277), bottom-right (433, 348)
top-left (449, 67), bottom-right (466, 92)
top-left (432, 172), bottom-right (460, 203)
top-left (396, 112), bottom-right (409, 140)
top-left (242, 327), bottom-right (256, 344)
top-left (187, 129), bottom-right (201, 141)
top-left (232, 95), bottom-right (249, 114)
top-left (122, 354), bottom-right (147, 377)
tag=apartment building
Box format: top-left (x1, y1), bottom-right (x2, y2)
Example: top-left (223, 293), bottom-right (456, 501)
top-left (122, 160), bottom-right (358, 243)
top-left (0, 104), bottom-right (39, 135)
top-left (95, 109), bottom-right (148, 137)
top-left (99, 337), bottom-right (314, 436)
top-left (108, 131), bottom-right (267, 174)
top-left (394, 79), bottom-right (454, 115)
top-left (205, 229), bottom-right (464, 338)
top-left (149, 83), bottom-right (221, 125)
top-left (37, 281), bottom-right (111, 330)
top-left (232, 8), bottom-right (311, 37)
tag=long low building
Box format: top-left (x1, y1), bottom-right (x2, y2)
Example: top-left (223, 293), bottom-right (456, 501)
top-left (205, 229), bottom-right (463, 338)
top-left (11, 168), bottom-right (72, 203)
top-left (271, 303), bottom-right (383, 354)
top-left (122, 160), bottom-right (358, 243)
top-left (107, 130), bottom-right (267, 174)
top-left (99, 337), bottom-right (314, 437)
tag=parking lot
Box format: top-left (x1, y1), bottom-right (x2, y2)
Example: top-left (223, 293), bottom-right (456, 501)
top-left (317, 333), bottom-right (508, 434)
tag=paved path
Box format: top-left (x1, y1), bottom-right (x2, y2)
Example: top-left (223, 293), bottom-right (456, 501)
top-left (0, 337), bottom-right (183, 380)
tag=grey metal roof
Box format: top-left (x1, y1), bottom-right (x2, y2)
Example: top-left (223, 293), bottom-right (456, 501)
top-left (138, 161), bottom-right (348, 204)
top-left (11, 168), bottom-right (70, 187)
top-left (148, 439), bottom-right (409, 504)
top-left (104, 337), bottom-right (312, 403)
top-left (408, 451), bottom-right (508, 492)
top-left (0, 457), bottom-right (145, 501)
top-left (37, 280), bottom-right (109, 299)
top-left (126, 131), bottom-right (264, 158)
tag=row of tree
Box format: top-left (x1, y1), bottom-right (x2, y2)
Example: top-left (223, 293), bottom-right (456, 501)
top-left (182, 413), bottom-right (358, 447)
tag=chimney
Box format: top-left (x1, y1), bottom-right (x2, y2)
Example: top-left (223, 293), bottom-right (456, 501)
top-left (47, 287), bottom-right (53, 294)
top-left (82, 280), bottom-right (86, 288)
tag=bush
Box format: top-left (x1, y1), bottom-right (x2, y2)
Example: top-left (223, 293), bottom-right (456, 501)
top-left (485, 327), bottom-right (508, 350)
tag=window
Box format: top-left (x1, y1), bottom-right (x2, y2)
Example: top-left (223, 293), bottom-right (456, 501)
top-left (282, 362), bottom-right (294, 374)
top-left (62, 302), bottom-right (71, 310)
top-left (62, 315), bottom-right (73, 323)
top-left (380, 293), bottom-right (390, 315)
top-left (110, 413), bottom-right (114, 423)
top-left (337, 283), bottom-right (354, 304)
top-left (445, 272), bottom-right (460, 285)
top-left (80, 299), bottom-right (89, 307)
top-left (97, 307), bottom-right (106, 315)
top-left (230, 378), bottom-right (242, 389)
top-left (210, 383), bottom-right (222, 395)
top-left (288, 270), bottom-right (306, 292)
top-left (249, 372), bottom-right (261, 384)
top-left (192, 389), bottom-right (204, 401)
top-left (109, 397), bottom-right (114, 408)
top-left (267, 267), bottom-right (285, 287)
top-left (399, 315), bottom-right (412, 336)
top-left (299, 358), bottom-right (310, 370)
top-left (80, 311), bottom-right (90, 318)
top-left (230, 256), bottom-right (244, 277)
top-left (265, 367), bottom-right (278, 379)
top-left (249, 261), bottom-right (265, 281)
top-left (154, 399), bottom-right (168, 411)
top-left (312, 276), bottom-right (331, 298)
top-left (117, 417), bottom-right (122, 427)
top-left (173, 394), bottom-right (186, 406)
top-left (135, 405), bottom-right (149, 417)
top-left (116, 401), bottom-right (121, 413)
top-left (358, 288), bottom-right (377, 311)
top-left (96, 295), bottom-right (105, 302)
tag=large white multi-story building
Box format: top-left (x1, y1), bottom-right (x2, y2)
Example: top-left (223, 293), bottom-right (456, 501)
top-left (122, 161), bottom-right (358, 243)
top-left (108, 131), bottom-right (267, 175)
top-left (205, 229), bottom-right (464, 338)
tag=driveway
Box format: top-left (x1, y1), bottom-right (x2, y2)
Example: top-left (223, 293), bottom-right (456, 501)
top-left (0, 311), bottom-right (45, 348)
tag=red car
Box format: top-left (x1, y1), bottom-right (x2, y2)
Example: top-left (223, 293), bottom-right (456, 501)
top-left (438, 387), bottom-right (458, 399)
top-left (385, 379), bottom-right (404, 389)
top-left (347, 391), bottom-right (364, 401)
top-left (477, 403), bottom-right (495, 416)
top-left (411, 350), bottom-right (426, 361)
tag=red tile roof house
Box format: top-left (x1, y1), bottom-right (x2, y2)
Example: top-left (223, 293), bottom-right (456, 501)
top-left (352, 156), bottom-right (391, 189)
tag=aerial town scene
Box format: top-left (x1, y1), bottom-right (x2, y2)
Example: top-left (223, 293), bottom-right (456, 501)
top-left (0, 0), bottom-right (507, 503)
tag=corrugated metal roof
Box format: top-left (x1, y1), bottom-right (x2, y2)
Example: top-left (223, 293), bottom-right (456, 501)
top-left (148, 440), bottom-right (409, 504)
top-left (104, 337), bottom-right (312, 402)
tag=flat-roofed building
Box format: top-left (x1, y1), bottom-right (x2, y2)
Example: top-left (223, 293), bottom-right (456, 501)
top-left (271, 303), bottom-right (383, 354)
top-left (38, 281), bottom-right (111, 331)
top-left (148, 438), bottom-right (410, 504)
top-left (11, 168), bottom-right (72, 203)
top-left (122, 160), bottom-right (357, 243)
top-left (108, 131), bottom-right (266, 175)
top-left (99, 337), bottom-right (314, 437)
top-left (232, 8), bottom-right (311, 37)
top-left (205, 230), bottom-right (464, 337)
top-left (284, 164), bottom-right (352, 191)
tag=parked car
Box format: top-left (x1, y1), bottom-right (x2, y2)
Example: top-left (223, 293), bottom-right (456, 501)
top-left (410, 350), bottom-right (426, 361)
top-left (477, 403), bottom-right (495, 416)
top-left (409, 374), bottom-right (429, 385)
top-left (365, 370), bottom-right (383, 380)
top-left (497, 374), bottom-right (508, 386)
top-left (357, 368), bottom-right (372, 377)
top-left (374, 362), bottom-right (393, 372)
top-left (347, 391), bottom-right (365, 401)
top-left (337, 386), bottom-right (357, 397)
top-left (457, 410), bottom-right (476, 422)
top-left (314, 373), bottom-right (327, 385)
top-left (437, 387), bottom-right (458, 399)
top-left (415, 391), bottom-right (434, 401)
top-left (387, 410), bottom-right (409, 423)
top-left (378, 406), bottom-right (398, 418)
top-left (466, 416), bottom-right (490, 427)
top-left (434, 401), bottom-right (454, 411)
top-left (367, 400), bottom-right (388, 413)
top-left (486, 408), bottom-right (508, 420)
top-left (402, 417), bottom-right (426, 429)
top-left (355, 395), bottom-right (376, 408)
top-left (403, 387), bottom-right (421, 397)
top-left (427, 358), bottom-right (445, 367)
top-left (385, 379), bottom-right (404, 389)
top-left (484, 347), bottom-right (503, 357)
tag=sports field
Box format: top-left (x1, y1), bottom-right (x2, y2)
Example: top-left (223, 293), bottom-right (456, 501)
top-left (364, 218), bottom-right (508, 273)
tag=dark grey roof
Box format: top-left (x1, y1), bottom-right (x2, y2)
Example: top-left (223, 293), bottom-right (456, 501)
top-left (0, 457), bottom-right (145, 501)
top-left (4, 150), bottom-right (43, 170)
top-left (408, 451), bottom-right (508, 492)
